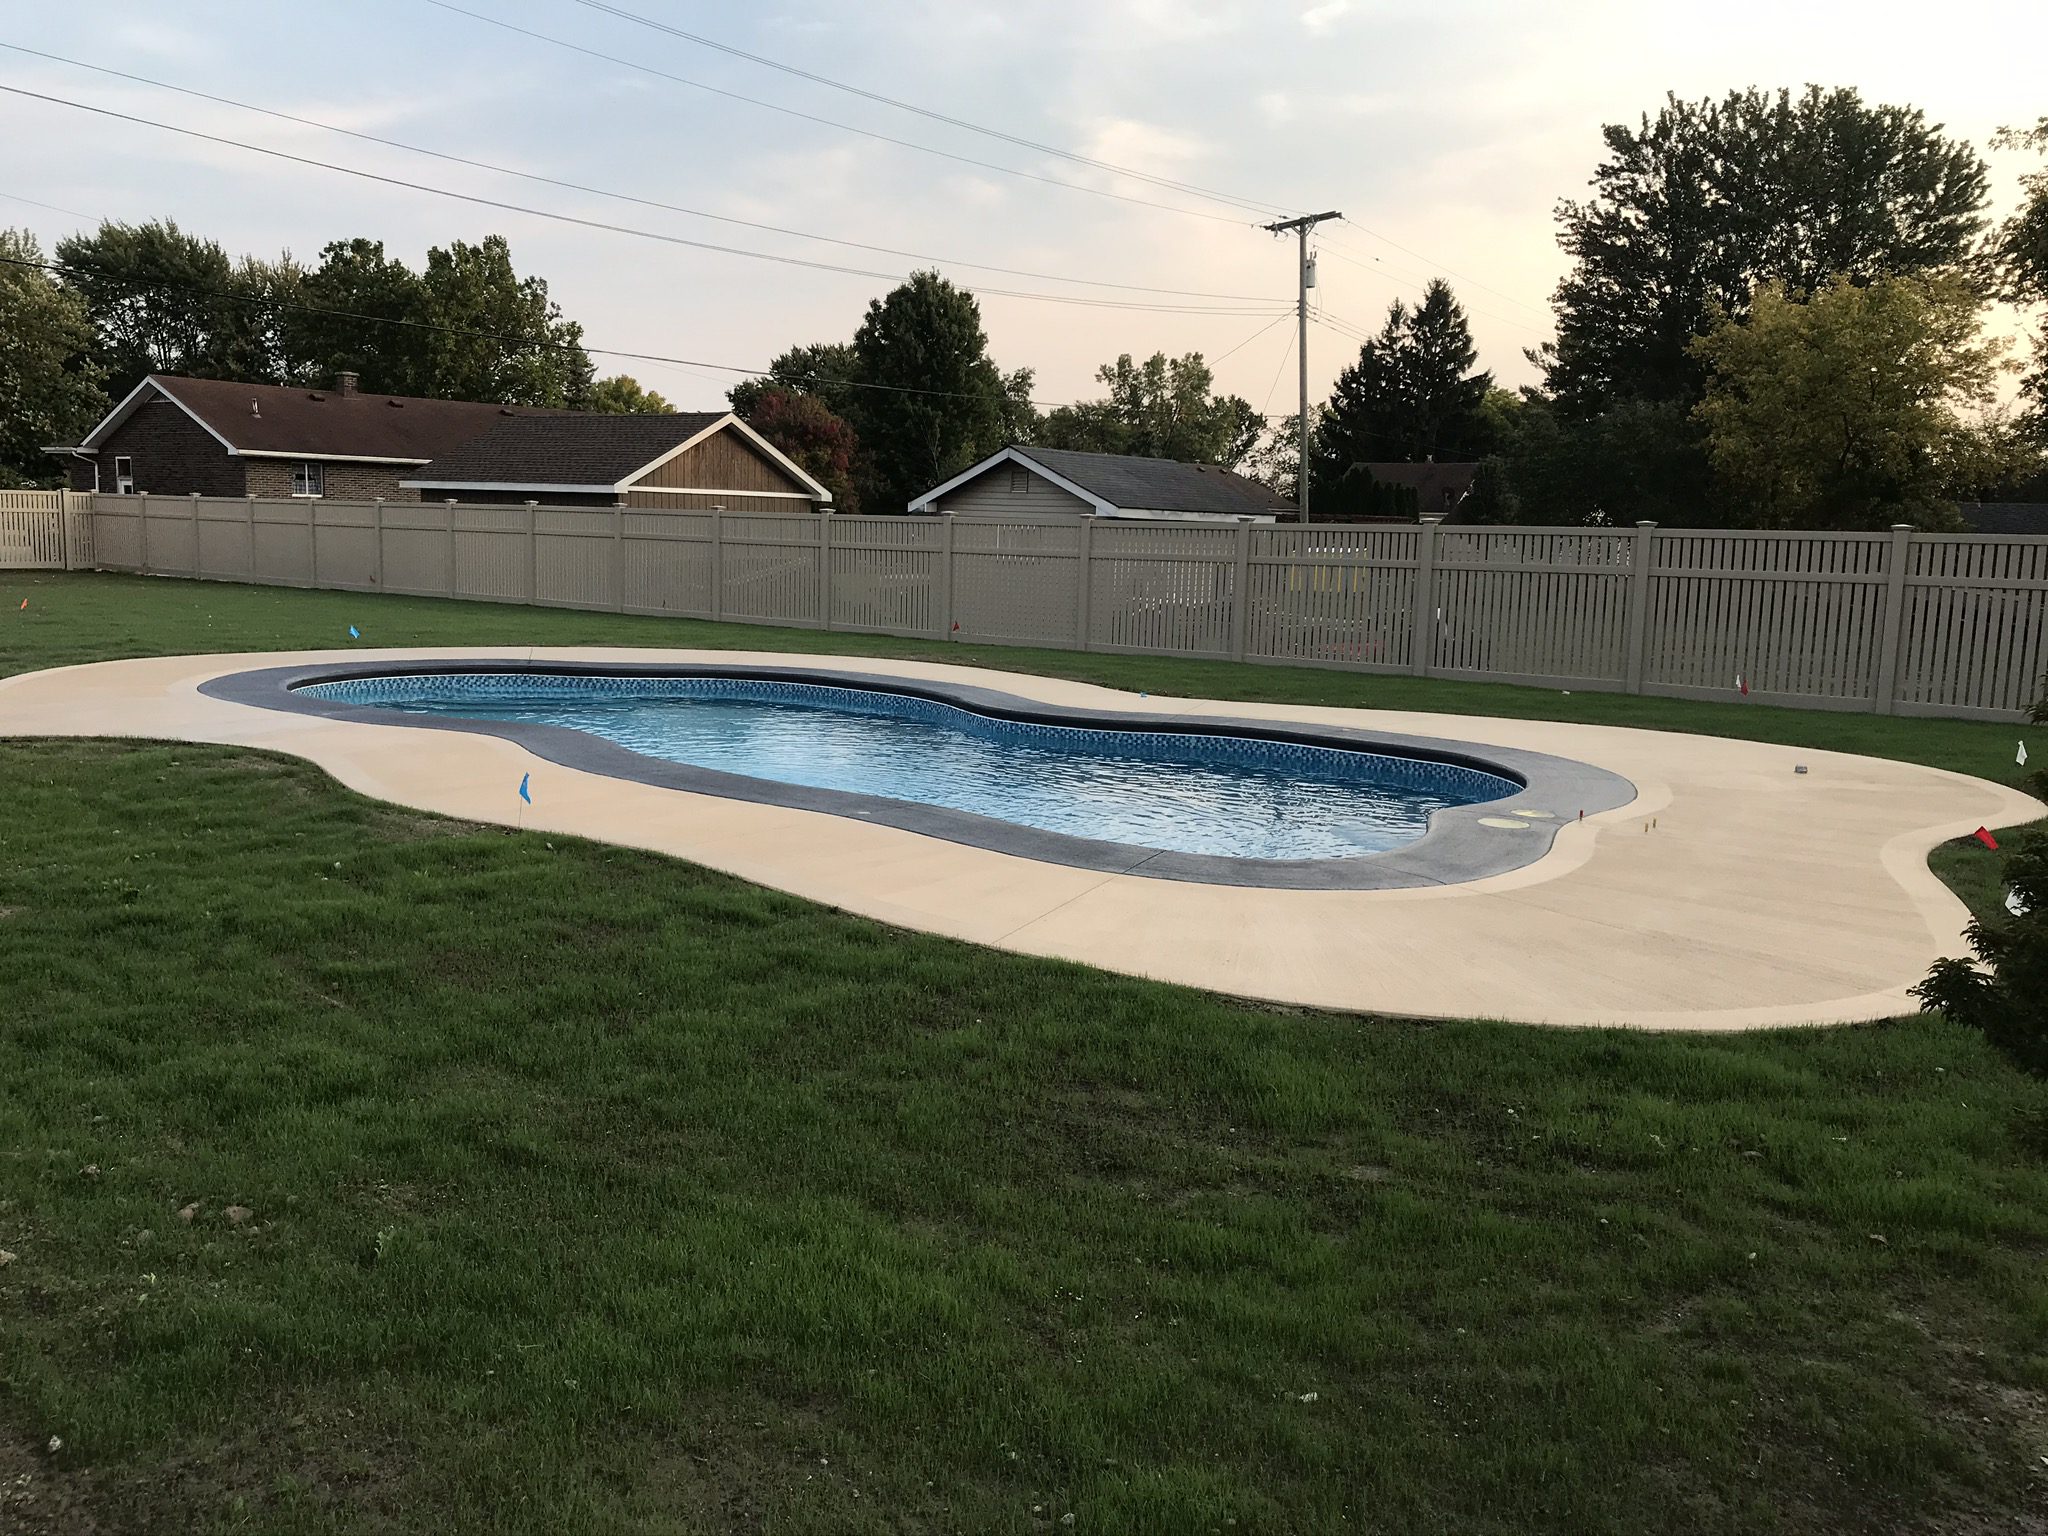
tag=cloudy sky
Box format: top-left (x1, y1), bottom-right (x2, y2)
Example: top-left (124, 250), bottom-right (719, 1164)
top-left (0, 0), bottom-right (2040, 418)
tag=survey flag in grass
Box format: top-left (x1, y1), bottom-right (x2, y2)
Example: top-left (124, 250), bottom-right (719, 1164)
top-left (1975, 826), bottom-right (2000, 850)
top-left (2020, 741), bottom-right (2030, 767)
top-left (348, 625), bottom-right (360, 639)
top-left (518, 772), bottom-right (531, 805)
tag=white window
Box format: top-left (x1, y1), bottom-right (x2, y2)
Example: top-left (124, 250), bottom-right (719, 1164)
top-left (291, 461), bottom-right (325, 498)
top-left (113, 455), bottom-right (135, 494)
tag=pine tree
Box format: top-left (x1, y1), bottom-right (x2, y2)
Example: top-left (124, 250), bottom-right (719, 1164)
top-left (1312, 279), bottom-right (1492, 481)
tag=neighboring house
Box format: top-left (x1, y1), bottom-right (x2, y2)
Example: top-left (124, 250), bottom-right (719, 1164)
top-left (47, 373), bottom-right (545, 502)
top-left (1362, 461), bottom-right (1480, 518)
top-left (909, 445), bottom-right (1293, 522)
top-left (403, 412), bottom-right (831, 512)
top-left (1958, 502), bottom-right (2048, 535)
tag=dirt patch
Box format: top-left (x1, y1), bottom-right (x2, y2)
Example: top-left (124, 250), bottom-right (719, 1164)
top-left (0, 1436), bottom-right (102, 1536)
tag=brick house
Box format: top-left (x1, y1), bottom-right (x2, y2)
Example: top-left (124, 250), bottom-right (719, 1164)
top-left (47, 373), bottom-right (549, 501)
top-left (49, 373), bottom-right (831, 512)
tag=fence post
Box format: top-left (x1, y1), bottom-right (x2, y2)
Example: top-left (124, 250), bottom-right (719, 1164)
top-left (709, 507), bottom-right (724, 622)
top-left (305, 495), bottom-right (320, 588)
top-left (1624, 520), bottom-right (1657, 694)
top-left (524, 501), bottom-right (538, 606)
top-left (611, 503), bottom-right (625, 612)
top-left (818, 511), bottom-right (834, 630)
top-left (444, 499), bottom-right (458, 597)
top-left (1231, 519), bottom-right (1252, 662)
top-left (1410, 514), bottom-right (1443, 677)
top-left (245, 495), bottom-right (257, 581)
top-left (938, 513), bottom-right (955, 640)
top-left (189, 492), bottom-right (201, 578)
top-left (373, 498), bottom-right (385, 590)
top-left (138, 492), bottom-right (150, 576)
top-left (1074, 514), bottom-right (1094, 650)
top-left (1873, 523), bottom-right (1915, 716)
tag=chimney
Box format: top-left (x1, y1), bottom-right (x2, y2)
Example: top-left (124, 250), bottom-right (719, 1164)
top-left (335, 370), bottom-right (360, 397)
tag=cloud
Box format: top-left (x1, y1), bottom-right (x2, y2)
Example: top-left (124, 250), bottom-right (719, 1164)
top-left (1300, 0), bottom-right (1353, 33)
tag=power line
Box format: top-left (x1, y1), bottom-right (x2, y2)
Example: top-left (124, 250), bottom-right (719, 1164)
top-left (567, 0), bottom-right (1301, 224)
top-left (420, 0), bottom-right (1257, 228)
top-left (1314, 243), bottom-right (1553, 338)
top-left (1260, 324), bottom-right (1297, 417)
top-left (0, 42), bottom-right (1290, 306)
top-left (0, 187), bottom-right (95, 222)
top-left (1326, 218), bottom-right (1552, 321)
top-left (1211, 313), bottom-right (1292, 365)
top-left (0, 83), bottom-right (1293, 319)
top-left (0, 250), bottom-right (1295, 417)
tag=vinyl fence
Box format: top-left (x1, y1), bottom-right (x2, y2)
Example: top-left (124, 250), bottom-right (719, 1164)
top-left (84, 493), bottom-right (2048, 720)
top-left (0, 490), bottom-right (95, 570)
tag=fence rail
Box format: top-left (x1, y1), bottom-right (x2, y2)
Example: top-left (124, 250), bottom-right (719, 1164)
top-left (81, 494), bottom-right (2048, 719)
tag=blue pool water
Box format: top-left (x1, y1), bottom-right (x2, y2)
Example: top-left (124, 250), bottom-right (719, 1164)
top-left (301, 673), bottom-right (1518, 861)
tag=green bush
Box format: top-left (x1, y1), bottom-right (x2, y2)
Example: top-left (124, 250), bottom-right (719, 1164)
top-left (1914, 830), bottom-right (2048, 1075)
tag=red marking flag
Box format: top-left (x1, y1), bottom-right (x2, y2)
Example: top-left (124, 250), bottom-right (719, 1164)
top-left (16, 599), bottom-right (25, 611)
top-left (1975, 827), bottom-right (2000, 850)
top-left (1736, 672), bottom-right (1749, 696)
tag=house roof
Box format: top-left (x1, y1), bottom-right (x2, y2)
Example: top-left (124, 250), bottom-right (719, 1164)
top-left (74, 375), bottom-right (551, 463)
top-left (404, 412), bottom-right (833, 499)
top-left (913, 445), bottom-right (1294, 518)
top-left (1958, 502), bottom-right (2048, 535)
top-left (1362, 462), bottom-right (1481, 510)
top-left (407, 412), bottom-right (728, 490)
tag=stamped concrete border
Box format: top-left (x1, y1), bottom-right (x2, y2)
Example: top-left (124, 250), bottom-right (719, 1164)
top-left (201, 658), bottom-right (1638, 892)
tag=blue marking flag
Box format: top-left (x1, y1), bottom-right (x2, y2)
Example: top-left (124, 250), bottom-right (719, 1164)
top-left (518, 772), bottom-right (532, 805)
top-left (348, 625), bottom-right (360, 639)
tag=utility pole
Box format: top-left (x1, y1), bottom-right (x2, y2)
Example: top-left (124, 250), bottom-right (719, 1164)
top-left (1263, 211), bottom-right (1341, 521)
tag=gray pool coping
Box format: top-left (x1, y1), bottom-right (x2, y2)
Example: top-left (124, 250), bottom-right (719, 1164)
top-left (200, 659), bottom-right (1639, 891)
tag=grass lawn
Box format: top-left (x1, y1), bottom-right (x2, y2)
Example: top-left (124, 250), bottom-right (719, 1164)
top-left (1, 571), bottom-right (2045, 1534)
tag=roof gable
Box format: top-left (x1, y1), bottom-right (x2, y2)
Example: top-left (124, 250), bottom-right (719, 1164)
top-left (912, 445), bottom-right (1294, 517)
top-left (77, 375), bottom-right (551, 463)
top-left (404, 413), bottom-right (832, 500)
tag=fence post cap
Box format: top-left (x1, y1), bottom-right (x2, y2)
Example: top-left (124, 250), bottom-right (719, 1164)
top-left (1890, 523), bottom-right (1915, 532)
top-left (1635, 520), bottom-right (1658, 529)
top-left (1418, 513), bottom-right (1447, 526)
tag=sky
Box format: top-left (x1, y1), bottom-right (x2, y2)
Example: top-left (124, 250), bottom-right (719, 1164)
top-left (0, 0), bottom-right (2042, 421)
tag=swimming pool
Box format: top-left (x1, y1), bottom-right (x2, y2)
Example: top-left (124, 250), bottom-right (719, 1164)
top-left (298, 671), bottom-right (1520, 862)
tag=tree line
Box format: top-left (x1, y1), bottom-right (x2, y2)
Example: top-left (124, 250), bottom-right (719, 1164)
top-left (4, 82), bottom-right (2045, 527)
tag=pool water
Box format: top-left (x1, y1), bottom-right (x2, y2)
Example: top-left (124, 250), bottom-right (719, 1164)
top-left (302, 673), bottom-right (1518, 862)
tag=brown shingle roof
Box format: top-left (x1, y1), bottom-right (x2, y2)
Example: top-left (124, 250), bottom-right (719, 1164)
top-left (89, 375), bottom-right (558, 463)
top-left (408, 412), bottom-right (727, 488)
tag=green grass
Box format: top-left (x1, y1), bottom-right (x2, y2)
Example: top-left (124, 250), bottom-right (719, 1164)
top-left (1, 572), bottom-right (2045, 1533)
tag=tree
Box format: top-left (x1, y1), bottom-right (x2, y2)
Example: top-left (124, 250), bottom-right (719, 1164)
top-left (0, 229), bottom-right (105, 487)
top-left (1993, 118), bottom-right (2048, 440)
top-left (727, 342), bottom-right (861, 419)
top-left (846, 272), bottom-right (1015, 513)
top-left (1458, 457), bottom-right (1520, 524)
top-left (1546, 87), bottom-right (1988, 416)
top-left (1914, 828), bottom-right (2048, 1076)
top-left (414, 236), bottom-right (594, 407)
top-left (587, 375), bottom-right (673, 414)
top-left (1313, 280), bottom-right (1493, 479)
top-left (740, 386), bottom-right (861, 513)
top-left (284, 238), bottom-right (431, 395)
top-left (1039, 351), bottom-right (1259, 466)
top-left (53, 219), bottom-right (254, 397)
top-left (1692, 274), bottom-right (2021, 530)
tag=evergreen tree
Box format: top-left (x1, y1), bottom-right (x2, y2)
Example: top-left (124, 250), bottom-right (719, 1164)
top-left (1313, 279), bottom-right (1492, 481)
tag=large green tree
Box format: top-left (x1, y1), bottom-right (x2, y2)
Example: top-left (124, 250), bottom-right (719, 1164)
top-left (846, 272), bottom-right (1021, 513)
top-left (1314, 279), bottom-right (1493, 478)
top-left (52, 219), bottom-right (270, 397)
top-left (739, 386), bottom-right (862, 513)
top-left (727, 342), bottom-right (861, 419)
top-left (1692, 274), bottom-right (2022, 529)
top-left (1994, 117), bottom-right (2048, 441)
top-left (284, 238), bottom-right (431, 395)
top-left (1545, 86), bottom-right (1988, 417)
top-left (1039, 351), bottom-right (1261, 466)
top-left (414, 236), bottom-right (594, 408)
top-left (0, 229), bottom-right (105, 487)
top-left (586, 375), bottom-right (673, 414)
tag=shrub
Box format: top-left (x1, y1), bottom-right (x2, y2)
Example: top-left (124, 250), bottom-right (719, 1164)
top-left (1913, 830), bottom-right (2048, 1075)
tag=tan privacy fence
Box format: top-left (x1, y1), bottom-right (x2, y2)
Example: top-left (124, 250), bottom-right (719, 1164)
top-left (0, 490), bottom-right (95, 570)
top-left (87, 494), bottom-right (2048, 720)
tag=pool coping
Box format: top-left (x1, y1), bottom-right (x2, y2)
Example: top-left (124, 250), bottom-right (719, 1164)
top-left (200, 658), bottom-right (1640, 892)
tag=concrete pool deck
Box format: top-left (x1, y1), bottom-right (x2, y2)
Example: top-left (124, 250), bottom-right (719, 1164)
top-left (1, 646), bottom-right (2038, 1030)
